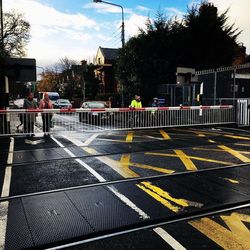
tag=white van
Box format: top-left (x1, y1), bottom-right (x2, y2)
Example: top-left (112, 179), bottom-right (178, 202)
top-left (38, 92), bottom-right (60, 104)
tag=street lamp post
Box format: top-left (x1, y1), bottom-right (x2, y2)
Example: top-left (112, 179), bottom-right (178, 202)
top-left (93, 0), bottom-right (125, 107)
top-left (0, 0), bottom-right (4, 53)
top-left (93, 0), bottom-right (125, 47)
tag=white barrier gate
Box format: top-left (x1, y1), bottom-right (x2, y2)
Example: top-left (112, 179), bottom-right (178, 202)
top-left (237, 99), bottom-right (250, 126)
top-left (0, 105), bottom-right (235, 136)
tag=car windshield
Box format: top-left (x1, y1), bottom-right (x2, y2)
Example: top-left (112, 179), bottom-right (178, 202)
top-left (85, 102), bottom-right (106, 108)
top-left (49, 95), bottom-right (59, 101)
top-left (58, 100), bottom-right (70, 104)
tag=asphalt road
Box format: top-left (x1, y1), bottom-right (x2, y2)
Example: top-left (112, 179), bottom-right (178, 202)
top-left (0, 126), bottom-right (250, 249)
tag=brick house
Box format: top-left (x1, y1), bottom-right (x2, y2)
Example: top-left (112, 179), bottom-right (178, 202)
top-left (94, 46), bottom-right (118, 94)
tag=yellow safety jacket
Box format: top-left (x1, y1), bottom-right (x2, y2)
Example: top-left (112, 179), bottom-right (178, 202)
top-left (130, 99), bottom-right (142, 108)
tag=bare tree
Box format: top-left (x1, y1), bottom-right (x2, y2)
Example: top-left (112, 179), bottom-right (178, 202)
top-left (57, 57), bottom-right (78, 72)
top-left (2, 10), bottom-right (30, 57)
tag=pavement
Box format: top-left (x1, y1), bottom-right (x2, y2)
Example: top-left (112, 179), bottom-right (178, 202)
top-left (0, 126), bottom-right (250, 249)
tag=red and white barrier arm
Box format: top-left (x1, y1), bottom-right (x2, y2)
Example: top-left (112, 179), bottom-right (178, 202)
top-left (0, 105), bottom-right (234, 114)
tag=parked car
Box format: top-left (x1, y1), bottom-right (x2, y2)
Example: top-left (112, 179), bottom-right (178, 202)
top-left (79, 101), bottom-right (112, 124)
top-left (54, 99), bottom-right (72, 109)
top-left (38, 92), bottom-right (60, 105)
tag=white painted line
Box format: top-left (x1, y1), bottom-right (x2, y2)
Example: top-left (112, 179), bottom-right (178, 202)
top-left (0, 137), bottom-right (14, 249)
top-left (153, 227), bottom-right (187, 250)
top-left (219, 127), bottom-right (250, 134)
top-left (62, 133), bottom-right (98, 146)
top-left (83, 134), bottom-right (99, 146)
top-left (51, 135), bottom-right (150, 220)
top-left (51, 136), bottom-right (105, 182)
top-left (108, 186), bottom-right (149, 220)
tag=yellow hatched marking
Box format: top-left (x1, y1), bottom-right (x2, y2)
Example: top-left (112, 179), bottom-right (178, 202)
top-left (146, 152), bottom-right (233, 165)
top-left (208, 140), bottom-right (216, 143)
top-left (189, 213), bottom-right (250, 250)
top-left (224, 135), bottom-right (250, 140)
top-left (218, 145), bottom-right (250, 163)
top-left (197, 134), bottom-right (206, 137)
top-left (126, 132), bottom-right (133, 142)
top-left (159, 129), bottom-right (171, 140)
top-left (235, 143), bottom-right (250, 147)
top-left (223, 178), bottom-right (239, 184)
top-left (141, 182), bottom-right (189, 207)
top-left (193, 147), bottom-right (250, 155)
top-left (137, 182), bottom-right (203, 213)
top-left (174, 150), bottom-right (197, 171)
top-left (136, 184), bottom-right (181, 212)
top-left (129, 162), bottom-right (174, 174)
top-left (83, 147), bottom-right (173, 178)
top-left (192, 148), bottom-right (223, 152)
top-left (84, 147), bottom-right (138, 178)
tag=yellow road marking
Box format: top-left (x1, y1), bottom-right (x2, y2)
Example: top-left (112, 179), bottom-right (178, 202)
top-left (83, 147), bottom-right (174, 177)
top-left (208, 139), bottom-right (216, 143)
top-left (129, 162), bottom-right (174, 174)
top-left (84, 147), bottom-right (138, 178)
top-left (137, 182), bottom-right (203, 213)
top-left (224, 135), bottom-right (250, 140)
top-left (137, 183), bottom-right (181, 212)
top-left (146, 152), bottom-right (232, 165)
top-left (193, 147), bottom-right (250, 155)
top-left (174, 150), bottom-right (197, 171)
top-left (218, 145), bottom-right (250, 163)
top-left (190, 213), bottom-right (250, 250)
top-left (192, 148), bottom-right (223, 152)
top-left (235, 143), bottom-right (250, 147)
top-left (197, 134), bottom-right (206, 137)
top-left (223, 178), bottom-right (239, 184)
top-left (159, 129), bottom-right (171, 140)
top-left (141, 182), bottom-right (189, 207)
top-left (126, 132), bottom-right (133, 142)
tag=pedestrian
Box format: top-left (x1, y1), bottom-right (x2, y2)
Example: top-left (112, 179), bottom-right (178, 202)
top-left (152, 97), bottom-right (160, 107)
top-left (150, 97), bottom-right (160, 126)
top-left (39, 92), bottom-right (53, 136)
top-left (23, 92), bottom-right (38, 136)
top-left (129, 95), bottom-right (142, 127)
top-left (130, 95), bottom-right (142, 108)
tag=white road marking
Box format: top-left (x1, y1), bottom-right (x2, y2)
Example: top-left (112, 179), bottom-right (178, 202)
top-left (62, 133), bottom-right (98, 146)
top-left (51, 135), bottom-right (149, 220)
top-left (51, 136), bottom-right (105, 182)
top-left (0, 137), bottom-right (14, 249)
top-left (153, 227), bottom-right (187, 250)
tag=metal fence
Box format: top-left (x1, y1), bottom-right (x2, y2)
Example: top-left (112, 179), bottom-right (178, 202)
top-left (196, 63), bottom-right (250, 105)
top-left (0, 105), bottom-right (235, 136)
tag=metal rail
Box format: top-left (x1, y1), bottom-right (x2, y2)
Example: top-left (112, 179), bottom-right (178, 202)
top-left (1, 162), bottom-right (249, 202)
top-left (0, 105), bottom-right (235, 136)
top-left (0, 134), bottom-right (241, 167)
top-left (48, 200), bottom-right (250, 249)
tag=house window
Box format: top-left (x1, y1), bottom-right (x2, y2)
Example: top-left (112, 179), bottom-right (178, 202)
top-left (98, 58), bottom-right (101, 64)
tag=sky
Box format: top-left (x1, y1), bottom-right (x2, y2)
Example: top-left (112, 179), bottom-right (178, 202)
top-left (4, 0), bottom-right (250, 73)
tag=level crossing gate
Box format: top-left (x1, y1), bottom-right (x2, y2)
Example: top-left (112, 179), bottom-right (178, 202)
top-left (0, 105), bottom-right (236, 136)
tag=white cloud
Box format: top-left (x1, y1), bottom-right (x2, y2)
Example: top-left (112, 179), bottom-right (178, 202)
top-left (83, 3), bottom-right (133, 14)
top-left (209, 0), bottom-right (250, 53)
top-left (136, 5), bottom-right (151, 12)
top-left (165, 7), bottom-right (185, 19)
top-left (5, 0), bottom-right (100, 68)
top-left (125, 14), bottom-right (148, 37)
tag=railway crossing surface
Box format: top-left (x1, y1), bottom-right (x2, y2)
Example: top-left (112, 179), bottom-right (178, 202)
top-left (0, 126), bottom-right (250, 249)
